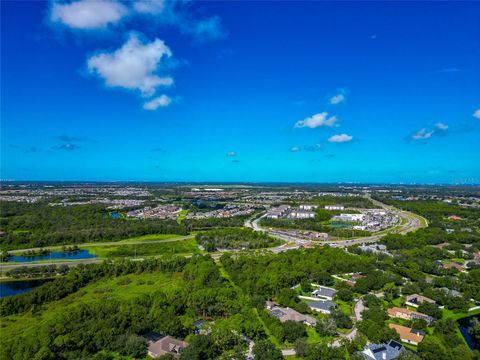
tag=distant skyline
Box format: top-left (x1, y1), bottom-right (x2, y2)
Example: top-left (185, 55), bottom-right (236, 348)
top-left (1, 1), bottom-right (479, 184)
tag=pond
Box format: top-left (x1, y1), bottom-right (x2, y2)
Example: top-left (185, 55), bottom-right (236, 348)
top-left (9, 250), bottom-right (97, 263)
top-left (458, 314), bottom-right (480, 350)
top-left (0, 279), bottom-right (53, 298)
top-left (111, 212), bottom-right (121, 219)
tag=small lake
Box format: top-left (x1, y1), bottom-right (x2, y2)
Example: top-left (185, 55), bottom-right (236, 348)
top-left (458, 315), bottom-right (480, 350)
top-left (0, 279), bottom-right (53, 298)
top-left (9, 250), bottom-right (97, 263)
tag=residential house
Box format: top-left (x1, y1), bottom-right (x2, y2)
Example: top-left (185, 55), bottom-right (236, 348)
top-left (147, 336), bottom-right (188, 358)
top-left (387, 307), bottom-right (433, 325)
top-left (388, 323), bottom-right (425, 345)
top-left (267, 303), bottom-right (317, 326)
top-left (325, 205), bottom-right (344, 210)
top-left (300, 204), bottom-right (318, 210)
top-left (347, 273), bottom-right (365, 286)
top-left (405, 294), bottom-right (436, 308)
top-left (439, 287), bottom-right (462, 298)
top-left (442, 261), bottom-right (465, 272)
top-left (311, 286), bottom-right (337, 301)
top-left (358, 339), bottom-right (405, 360)
top-left (306, 300), bottom-right (336, 314)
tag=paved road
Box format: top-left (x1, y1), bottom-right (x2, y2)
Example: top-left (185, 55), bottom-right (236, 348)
top-left (354, 299), bottom-right (365, 321)
top-left (246, 197), bottom-right (427, 251)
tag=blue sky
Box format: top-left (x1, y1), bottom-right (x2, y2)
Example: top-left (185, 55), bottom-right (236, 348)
top-left (1, 1), bottom-right (479, 184)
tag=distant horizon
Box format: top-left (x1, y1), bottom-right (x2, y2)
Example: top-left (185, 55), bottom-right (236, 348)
top-left (2, 179), bottom-right (479, 187)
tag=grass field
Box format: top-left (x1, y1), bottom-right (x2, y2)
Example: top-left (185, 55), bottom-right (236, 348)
top-left (117, 233), bottom-right (191, 243)
top-left (85, 238), bottom-right (200, 258)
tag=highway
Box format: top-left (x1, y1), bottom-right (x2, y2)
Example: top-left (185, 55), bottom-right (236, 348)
top-left (244, 196), bottom-right (427, 251)
top-left (1, 198), bottom-right (426, 271)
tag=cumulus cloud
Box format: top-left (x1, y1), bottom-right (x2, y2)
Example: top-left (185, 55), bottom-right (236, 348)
top-left (411, 128), bottom-right (435, 140)
top-left (226, 151), bottom-right (236, 157)
top-left (51, 0), bottom-right (128, 30)
top-left (133, 0), bottom-right (165, 14)
top-left (328, 134), bottom-right (353, 143)
top-left (294, 112), bottom-right (338, 129)
top-left (329, 93), bottom-right (345, 105)
top-left (474, 109), bottom-right (480, 119)
top-left (289, 146), bottom-right (301, 152)
top-left (50, 0), bottom-right (226, 41)
top-left (87, 33), bottom-right (173, 97)
top-left (143, 95), bottom-right (172, 110)
top-left (435, 122), bottom-right (449, 131)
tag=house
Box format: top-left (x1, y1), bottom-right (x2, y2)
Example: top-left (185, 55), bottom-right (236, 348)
top-left (333, 213), bottom-right (365, 222)
top-left (289, 210), bottom-right (316, 219)
top-left (387, 307), bottom-right (433, 325)
top-left (347, 273), bottom-right (365, 286)
top-left (405, 294), bottom-right (436, 308)
top-left (388, 323), bottom-right (425, 345)
top-left (325, 205), bottom-right (344, 210)
top-left (359, 339), bottom-right (405, 360)
top-left (306, 300), bottom-right (336, 314)
top-left (265, 301), bottom-right (277, 310)
top-left (440, 287), bottom-right (461, 298)
top-left (311, 286), bottom-right (337, 301)
top-left (299, 204), bottom-right (318, 210)
top-left (147, 336), bottom-right (188, 358)
top-left (448, 215), bottom-right (462, 221)
top-left (267, 303), bottom-right (317, 326)
top-left (432, 242), bottom-right (450, 250)
top-left (442, 261), bottom-right (465, 272)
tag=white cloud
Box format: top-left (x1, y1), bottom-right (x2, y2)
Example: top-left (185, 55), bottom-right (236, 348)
top-left (328, 134), bottom-right (353, 143)
top-left (51, 0), bottom-right (128, 29)
top-left (133, 0), bottom-right (165, 14)
top-left (474, 109), bottom-right (480, 119)
top-left (412, 128), bottom-right (434, 140)
top-left (435, 122), bottom-right (449, 130)
top-left (87, 33), bottom-right (173, 97)
top-left (329, 93), bottom-right (345, 105)
top-left (294, 112), bottom-right (338, 129)
top-left (143, 95), bottom-right (172, 110)
top-left (289, 146), bottom-right (301, 152)
top-left (226, 151), bottom-right (236, 157)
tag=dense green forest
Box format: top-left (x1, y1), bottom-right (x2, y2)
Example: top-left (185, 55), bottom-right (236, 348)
top-left (0, 256), bottom-right (264, 359)
top-left (195, 228), bottom-right (282, 251)
top-left (0, 202), bottom-right (248, 249)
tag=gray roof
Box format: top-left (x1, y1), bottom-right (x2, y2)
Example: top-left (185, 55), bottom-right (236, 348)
top-left (307, 300), bottom-right (335, 311)
top-left (269, 306), bottom-right (317, 325)
top-left (312, 286), bottom-right (337, 298)
top-left (360, 340), bottom-right (404, 360)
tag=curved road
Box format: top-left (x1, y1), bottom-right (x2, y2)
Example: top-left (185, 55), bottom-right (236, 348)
top-left (245, 196), bottom-right (427, 251)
